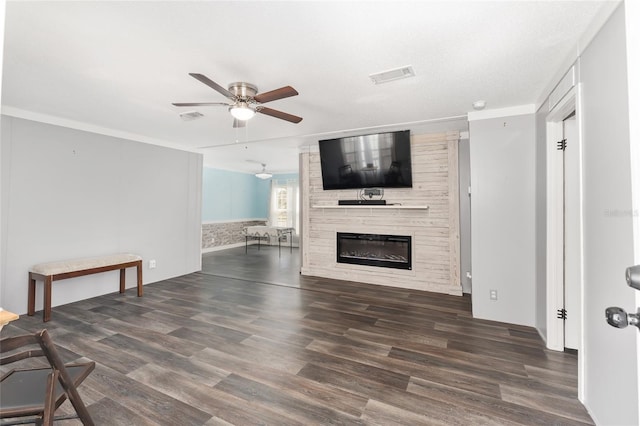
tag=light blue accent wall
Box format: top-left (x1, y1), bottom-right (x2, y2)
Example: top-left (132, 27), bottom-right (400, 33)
top-left (202, 168), bottom-right (266, 221)
top-left (202, 168), bottom-right (299, 222)
top-left (272, 173), bottom-right (299, 182)
top-left (254, 177), bottom-right (271, 217)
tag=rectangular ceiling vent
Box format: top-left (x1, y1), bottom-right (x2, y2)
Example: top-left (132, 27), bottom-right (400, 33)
top-left (369, 65), bottom-right (415, 85)
top-left (179, 111), bottom-right (204, 121)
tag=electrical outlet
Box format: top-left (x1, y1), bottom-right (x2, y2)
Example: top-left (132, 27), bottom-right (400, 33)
top-left (149, 259), bottom-right (157, 269)
top-left (489, 289), bottom-right (498, 301)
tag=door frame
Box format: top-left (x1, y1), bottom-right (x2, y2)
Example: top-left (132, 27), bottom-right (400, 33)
top-left (545, 85), bottom-right (585, 396)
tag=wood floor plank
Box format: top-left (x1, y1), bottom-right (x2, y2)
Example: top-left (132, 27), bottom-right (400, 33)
top-left (191, 347), bottom-right (369, 418)
top-left (214, 373), bottom-right (364, 425)
top-left (243, 334), bottom-right (412, 390)
top-left (499, 384), bottom-right (593, 423)
top-left (344, 325), bottom-right (449, 351)
top-left (408, 377), bottom-right (592, 426)
top-left (101, 317), bottom-right (204, 356)
top-left (82, 397), bottom-right (159, 426)
top-left (306, 338), bottom-right (502, 399)
top-left (360, 399), bottom-right (444, 426)
top-left (297, 363), bottom-right (513, 425)
top-left (50, 330), bottom-right (149, 375)
top-left (192, 332), bottom-right (309, 375)
top-left (85, 364), bottom-right (212, 425)
top-left (98, 333), bottom-right (229, 386)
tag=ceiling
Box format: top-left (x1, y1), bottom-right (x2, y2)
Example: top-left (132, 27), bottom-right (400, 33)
top-left (2, 1), bottom-right (610, 174)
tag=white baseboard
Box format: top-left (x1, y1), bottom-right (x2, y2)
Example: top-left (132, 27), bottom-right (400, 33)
top-left (202, 240), bottom-right (299, 254)
top-left (201, 241), bottom-right (256, 253)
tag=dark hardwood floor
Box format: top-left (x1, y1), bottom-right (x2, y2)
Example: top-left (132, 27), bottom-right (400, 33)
top-left (2, 246), bottom-right (593, 425)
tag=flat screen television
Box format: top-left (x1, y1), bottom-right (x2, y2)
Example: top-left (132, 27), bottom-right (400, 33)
top-left (318, 130), bottom-right (412, 190)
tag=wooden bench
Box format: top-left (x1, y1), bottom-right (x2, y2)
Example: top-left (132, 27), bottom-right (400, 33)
top-left (28, 253), bottom-right (143, 322)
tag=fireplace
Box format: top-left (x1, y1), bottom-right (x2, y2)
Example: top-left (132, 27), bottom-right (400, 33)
top-left (337, 232), bottom-right (412, 270)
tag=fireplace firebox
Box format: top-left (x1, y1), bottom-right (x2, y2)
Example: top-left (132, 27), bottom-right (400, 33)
top-left (337, 232), bottom-right (412, 270)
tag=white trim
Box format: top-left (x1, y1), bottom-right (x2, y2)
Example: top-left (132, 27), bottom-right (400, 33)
top-left (467, 104), bottom-right (536, 121)
top-left (575, 81), bottom-right (586, 402)
top-left (545, 87), bottom-right (585, 408)
top-left (546, 114), bottom-right (565, 352)
top-left (548, 66), bottom-right (575, 112)
top-left (202, 241), bottom-right (256, 253)
top-left (198, 114), bottom-right (468, 150)
top-left (1, 106), bottom-right (201, 154)
top-left (202, 218), bottom-right (267, 225)
top-left (460, 131), bottom-right (469, 139)
top-left (535, 1), bottom-right (621, 110)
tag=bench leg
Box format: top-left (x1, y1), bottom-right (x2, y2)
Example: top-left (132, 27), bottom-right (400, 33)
top-left (28, 274), bottom-right (36, 316)
top-left (43, 276), bottom-right (52, 322)
top-left (136, 261), bottom-right (143, 297)
top-left (119, 268), bottom-right (126, 293)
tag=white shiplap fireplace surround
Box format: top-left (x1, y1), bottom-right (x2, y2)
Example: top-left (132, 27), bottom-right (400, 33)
top-left (300, 131), bottom-right (461, 295)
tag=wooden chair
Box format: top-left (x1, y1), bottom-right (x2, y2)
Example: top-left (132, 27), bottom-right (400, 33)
top-left (0, 329), bottom-right (95, 425)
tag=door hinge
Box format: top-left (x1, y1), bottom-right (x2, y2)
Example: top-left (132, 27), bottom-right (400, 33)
top-left (557, 308), bottom-right (567, 320)
top-left (557, 139), bottom-right (567, 151)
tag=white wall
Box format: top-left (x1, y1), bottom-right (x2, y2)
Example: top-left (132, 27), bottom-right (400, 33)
top-left (0, 116), bottom-right (203, 314)
top-left (469, 112), bottom-right (536, 326)
top-left (579, 4), bottom-right (638, 424)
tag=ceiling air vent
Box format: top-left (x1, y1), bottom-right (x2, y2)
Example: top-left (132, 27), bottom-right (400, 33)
top-left (179, 111), bottom-right (204, 121)
top-left (369, 65), bottom-right (415, 85)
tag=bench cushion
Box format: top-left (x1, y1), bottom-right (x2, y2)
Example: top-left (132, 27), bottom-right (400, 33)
top-left (30, 254), bottom-right (142, 276)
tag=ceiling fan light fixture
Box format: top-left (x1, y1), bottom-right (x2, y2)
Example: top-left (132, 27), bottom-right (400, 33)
top-left (255, 172), bottom-right (273, 179)
top-left (255, 164), bottom-right (272, 179)
top-left (229, 103), bottom-right (255, 121)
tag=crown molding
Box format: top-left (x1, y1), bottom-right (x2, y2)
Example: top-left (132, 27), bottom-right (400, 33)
top-left (467, 104), bottom-right (536, 121)
top-left (1, 106), bottom-right (202, 154)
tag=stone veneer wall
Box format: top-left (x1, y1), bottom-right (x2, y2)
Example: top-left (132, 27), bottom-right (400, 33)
top-left (202, 220), bottom-right (267, 251)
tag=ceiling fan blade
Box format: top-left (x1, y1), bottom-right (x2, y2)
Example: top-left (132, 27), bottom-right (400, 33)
top-left (254, 86), bottom-right (298, 104)
top-left (189, 73), bottom-right (235, 100)
top-left (233, 119), bottom-right (246, 128)
top-left (172, 102), bottom-right (230, 107)
top-left (257, 107), bottom-right (303, 123)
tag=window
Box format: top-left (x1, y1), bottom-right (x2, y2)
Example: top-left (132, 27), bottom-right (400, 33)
top-left (269, 179), bottom-right (299, 234)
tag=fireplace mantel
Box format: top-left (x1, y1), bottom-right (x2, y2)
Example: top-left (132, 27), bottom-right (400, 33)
top-left (311, 205), bottom-right (429, 210)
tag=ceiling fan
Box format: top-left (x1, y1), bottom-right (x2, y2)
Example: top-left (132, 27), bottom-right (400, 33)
top-left (254, 163), bottom-right (273, 180)
top-left (247, 160), bottom-right (273, 179)
top-left (172, 73), bottom-right (303, 128)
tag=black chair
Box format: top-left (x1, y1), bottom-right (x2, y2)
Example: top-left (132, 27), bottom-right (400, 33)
top-left (0, 329), bottom-right (95, 425)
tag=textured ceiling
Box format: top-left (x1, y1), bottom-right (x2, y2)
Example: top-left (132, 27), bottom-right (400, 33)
top-left (2, 1), bottom-right (610, 174)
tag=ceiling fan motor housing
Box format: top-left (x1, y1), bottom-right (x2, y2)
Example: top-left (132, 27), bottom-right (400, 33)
top-left (228, 82), bottom-right (258, 101)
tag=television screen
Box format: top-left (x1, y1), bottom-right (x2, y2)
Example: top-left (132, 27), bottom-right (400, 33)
top-left (318, 130), bottom-right (412, 190)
